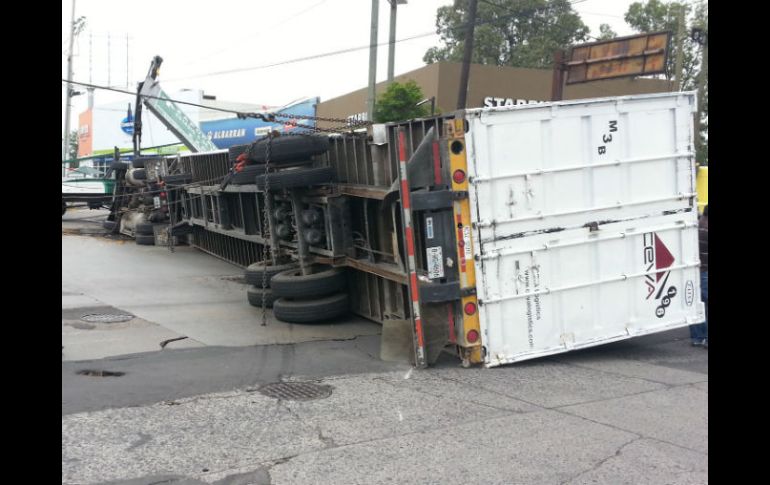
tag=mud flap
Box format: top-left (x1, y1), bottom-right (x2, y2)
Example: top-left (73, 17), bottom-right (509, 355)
top-left (379, 306), bottom-right (450, 365)
top-left (421, 302), bottom-right (452, 364)
top-left (380, 319), bottom-right (414, 364)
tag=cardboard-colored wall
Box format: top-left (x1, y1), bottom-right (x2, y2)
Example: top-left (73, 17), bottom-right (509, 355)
top-left (317, 62), bottom-right (672, 128)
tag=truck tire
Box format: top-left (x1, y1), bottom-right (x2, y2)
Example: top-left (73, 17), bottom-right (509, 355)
top-left (270, 265), bottom-right (346, 299)
top-left (273, 293), bottom-right (349, 323)
top-left (133, 169), bottom-right (147, 180)
top-left (229, 144), bottom-right (250, 164)
top-left (135, 222), bottom-right (156, 235)
top-left (231, 164), bottom-right (268, 185)
top-left (247, 287), bottom-right (278, 308)
top-left (163, 173), bottom-right (192, 185)
top-left (244, 260), bottom-right (297, 287)
top-left (103, 220), bottom-right (117, 231)
top-left (255, 166), bottom-right (336, 191)
top-left (135, 234), bottom-right (155, 245)
top-left (247, 135), bottom-right (329, 164)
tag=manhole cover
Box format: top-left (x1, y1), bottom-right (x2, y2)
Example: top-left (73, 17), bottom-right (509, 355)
top-left (80, 313), bottom-right (134, 323)
top-left (258, 382), bottom-right (332, 401)
top-left (77, 369), bottom-right (125, 377)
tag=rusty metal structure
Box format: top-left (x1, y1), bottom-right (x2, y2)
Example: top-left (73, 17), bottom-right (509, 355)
top-left (146, 114), bottom-right (475, 366)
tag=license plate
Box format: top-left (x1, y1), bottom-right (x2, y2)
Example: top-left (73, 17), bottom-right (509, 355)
top-left (427, 246), bottom-right (444, 279)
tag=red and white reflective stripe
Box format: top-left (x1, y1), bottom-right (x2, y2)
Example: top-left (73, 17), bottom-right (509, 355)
top-left (398, 129), bottom-right (426, 365)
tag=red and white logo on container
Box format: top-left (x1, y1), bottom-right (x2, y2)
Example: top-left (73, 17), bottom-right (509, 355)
top-left (643, 233), bottom-right (678, 318)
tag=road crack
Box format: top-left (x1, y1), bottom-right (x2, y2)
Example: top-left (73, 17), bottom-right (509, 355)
top-left (559, 436), bottom-right (642, 485)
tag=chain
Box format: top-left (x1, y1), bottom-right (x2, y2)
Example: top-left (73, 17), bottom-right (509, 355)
top-left (260, 132), bottom-right (273, 327)
top-left (238, 111), bottom-right (371, 136)
top-left (240, 110), bottom-right (372, 127)
top-left (272, 112), bottom-right (372, 126)
top-left (165, 182), bottom-right (176, 254)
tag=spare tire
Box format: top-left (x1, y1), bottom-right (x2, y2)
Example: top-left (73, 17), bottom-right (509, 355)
top-left (133, 169), bottom-right (147, 180)
top-left (255, 166), bottom-right (336, 191)
top-left (247, 135), bottom-right (329, 164)
top-left (270, 265), bottom-right (346, 299)
top-left (244, 260), bottom-right (298, 287)
top-left (273, 293), bottom-right (350, 323)
top-left (247, 287), bottom-right (278, 308)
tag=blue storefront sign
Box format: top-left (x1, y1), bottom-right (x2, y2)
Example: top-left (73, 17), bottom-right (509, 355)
top-left (200, 97), bottom-right (319, 149)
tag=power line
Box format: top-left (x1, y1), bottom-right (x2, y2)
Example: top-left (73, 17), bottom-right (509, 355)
top-left (61, 79), bottom-right (250, 116)
top-left (161, 30), bottom-right (438, 83)
top-left (163, 4), bottom-right (597, 84)
top-left (576, 10), bottom-right (624, 19)
top-left (179, 0), bottom-right (331, 70)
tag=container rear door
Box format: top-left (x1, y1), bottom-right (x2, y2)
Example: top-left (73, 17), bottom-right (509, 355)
top-left (464, 93), bottom-right (704, 367)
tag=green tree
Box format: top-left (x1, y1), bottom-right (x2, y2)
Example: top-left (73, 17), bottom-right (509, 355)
top-left (598, 23), bottom-right (617, 40)
top-left (624, 0), bottom-right (697, 88)
top-left (68, 130), bottom-right (79, 161)
top-left (624, 0), bottom-right (707, 163)
top-left (62, 130), bottom-right (80, 166)
top-left (423, 0), bottom-right (589, 69)
top-left (373, 80), bottom-right (430, 123)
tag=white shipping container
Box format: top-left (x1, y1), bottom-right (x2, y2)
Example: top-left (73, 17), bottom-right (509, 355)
top-left (464, 92), bottom-right (704, 367)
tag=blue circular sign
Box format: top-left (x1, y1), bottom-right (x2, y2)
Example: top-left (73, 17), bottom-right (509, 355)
top-left (121, 115), bottom-right (134, 135)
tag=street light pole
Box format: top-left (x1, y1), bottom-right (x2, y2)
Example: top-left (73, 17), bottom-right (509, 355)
top-left (367, 0), bottom-right (380, 122)
top-left (387, 1), bottom-right (403, 83)
top-left (63, 0), bottom-right (77, 165)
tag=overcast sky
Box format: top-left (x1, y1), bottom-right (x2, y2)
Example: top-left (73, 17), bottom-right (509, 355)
top-left (62, 0), bottom-right (640, 130)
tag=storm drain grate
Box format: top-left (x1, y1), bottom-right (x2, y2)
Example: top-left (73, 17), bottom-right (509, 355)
top-left (80, 313), bottom-right (134, 323)
top-left (258, 382), bottom-right (332, 401)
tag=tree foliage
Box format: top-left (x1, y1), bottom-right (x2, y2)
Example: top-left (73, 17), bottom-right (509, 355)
top-left (423, 0), bottom-right (589, 69)
top-left (598, 23), bottom-right (617, 40)
top-left (69, 130), bottom-right (79, 160)
top-left (625, 0), bottom-right (697, 89)
top-left (373, 80), bottom-right (430, 123)
top-left (624, 0), bottom-right (708, 163)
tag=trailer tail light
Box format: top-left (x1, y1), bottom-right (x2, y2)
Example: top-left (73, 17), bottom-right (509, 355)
top-left (447, 118), bottom-right (482, 365)
top-left (160, 192), bottom-right (167, 199)
top-left (464, 302), bottom-right (477, 315)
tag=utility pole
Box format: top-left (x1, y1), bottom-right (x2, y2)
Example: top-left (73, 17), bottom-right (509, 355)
top-left (551, 50), bottom-right (566, 101)
top-left (387, 1), bottom-right (406, 83)
top-left (367, 0), bottom-right (380, 121)
top-left (673, 3), bottom-right (686, 91)
top-left (108, 32), bottom-right (111, 87)
top-left (694, 24), bottom-right (707, 163)
top-left (456, 0), bottom-right (478, 109)
top-left (63, 0), bottom-right (77, 163)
